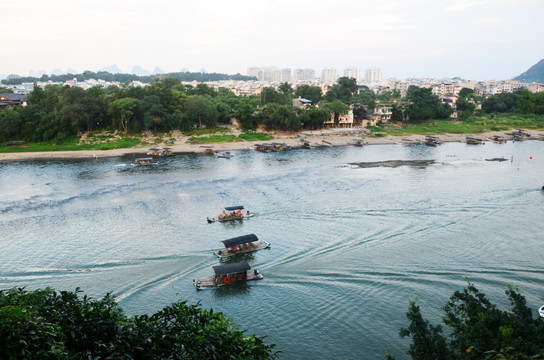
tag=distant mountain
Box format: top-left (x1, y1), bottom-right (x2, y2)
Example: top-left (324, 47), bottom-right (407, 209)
top-left (100, 64), bottom-right (124, 74)
top-left (131, 65), bottom-right (150, 76)
top-left (513, 58), bottom-right (544, 83)
top-left (152, 66), bottom-right (165, 75)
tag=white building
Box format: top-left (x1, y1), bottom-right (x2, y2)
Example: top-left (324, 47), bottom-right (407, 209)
top-left (344, 67), bottom-right (360, 83)
top-left (365, 67), bottom-right (382, 83)
top-left (293, 68), bottom-right (315, 81)
top-left (321, 67), bottom-right (338, 84)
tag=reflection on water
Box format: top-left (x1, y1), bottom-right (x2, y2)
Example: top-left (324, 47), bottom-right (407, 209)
top-left (1, 141), bottom-right (544, 359)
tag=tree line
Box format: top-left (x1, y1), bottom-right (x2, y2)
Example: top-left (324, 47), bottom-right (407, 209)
top-left (1, 70), bottom-right (256, 86)
top-left (1, 76), bottom-right (543, 144)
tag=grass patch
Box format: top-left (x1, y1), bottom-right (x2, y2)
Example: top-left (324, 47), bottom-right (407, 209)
top-left (381, 114), bottom-right (544, 136)
top-left (0, 137), bottom-right (144, 153)
top-left (237, 132), bottom-right (274, 142)
top-left (187, 134), bottom-right (239, 144)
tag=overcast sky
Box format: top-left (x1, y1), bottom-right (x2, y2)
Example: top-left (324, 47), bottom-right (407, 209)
top-left (2, 0), bottom-right (542, 80)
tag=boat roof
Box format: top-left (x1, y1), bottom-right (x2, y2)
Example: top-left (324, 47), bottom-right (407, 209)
top-left (213, 262), bottom-right (251, 275)
top-left (136, 157), bottom-right (153, 161)
top-left (224, 205), bottom-right (244, 211)
top-left (221, 234), bottom-right (258, 248)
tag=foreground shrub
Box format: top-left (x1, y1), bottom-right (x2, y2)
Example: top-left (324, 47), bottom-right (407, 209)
top-left (0, 287), bottom-right (277, 359)
top-left (387, 281), bottom-right (544, 359)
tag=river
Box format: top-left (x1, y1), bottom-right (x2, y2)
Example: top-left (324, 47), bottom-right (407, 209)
top-left (1, 140), bottom-right (543, 359)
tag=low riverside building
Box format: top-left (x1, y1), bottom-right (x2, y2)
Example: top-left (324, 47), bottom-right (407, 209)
top-left (0, 93), bottom-right (27, 109)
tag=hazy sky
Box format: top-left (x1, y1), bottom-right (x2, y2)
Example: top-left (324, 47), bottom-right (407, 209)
top-left (2, 0), bottom-right (542, 80)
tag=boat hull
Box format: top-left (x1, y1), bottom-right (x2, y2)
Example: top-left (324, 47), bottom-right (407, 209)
top-left (193, 270), bottom-right (263, 290)
top-left (214, 240), bottom-right (270, 258)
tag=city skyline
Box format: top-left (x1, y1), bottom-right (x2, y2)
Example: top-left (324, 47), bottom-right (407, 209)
top-left (1, 0), bottom-right (542, 81)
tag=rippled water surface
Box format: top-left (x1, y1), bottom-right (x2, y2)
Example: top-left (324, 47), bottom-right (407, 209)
top-left (1, 141), bottom-right (544, 359)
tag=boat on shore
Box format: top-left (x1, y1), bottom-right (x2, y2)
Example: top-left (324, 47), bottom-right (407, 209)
top-left (349, 137), bottom-right (367, 146)
top-left (466, 136), bottom-right (484, 145)
top-left (131, 157), bottom-right (159, 166)
top-left (424, 135), bottom-right (439, 147)
top-left (193, 262), bottom-right (263, 290)
top-left (147, 147), bottom-right (175, 157)
top-left (214, 234), bottom-right (270, 258)
top-left (215, 150), bottom-right (233, 158)
top-left (254, 142), bottom-right (291, 152)
top-left (207, 206), bottom-right (253, 223)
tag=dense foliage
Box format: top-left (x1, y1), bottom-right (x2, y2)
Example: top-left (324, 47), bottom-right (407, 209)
top-left (2, 75), bottom-right (544, 146)
top-left (0, 287), bottom-right (277, 359)
top-left (1, 70), bottom-right (256, 85)
top-left (387, 281), bottom-right (544, 360)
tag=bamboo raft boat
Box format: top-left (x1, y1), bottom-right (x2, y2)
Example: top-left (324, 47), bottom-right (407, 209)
top-left (193, 262), bottom-right (263, 290)
top-left (214, 234), bottom-right (270, 258)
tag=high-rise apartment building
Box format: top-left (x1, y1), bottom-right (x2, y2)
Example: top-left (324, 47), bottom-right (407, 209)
top-left (344, 67), bottom-right (360, 82)
top-left (280, 68), bottom-right (292, 82)
top-left (293, 68), bottom-right (315, 81)
top-left (365, 67), bottom-right (382, 83)
top-left (321, 67), bottom-right (338, 84)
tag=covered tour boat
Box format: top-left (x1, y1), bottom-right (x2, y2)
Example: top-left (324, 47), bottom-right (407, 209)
top-left (207, 206), bottom-right (253, 223)
top-left (193, 262), bottom-right (263, 290)
top-left (214, 234), bottom-right (270, 258)
top-left (131, 157), bottom-right (159, 166)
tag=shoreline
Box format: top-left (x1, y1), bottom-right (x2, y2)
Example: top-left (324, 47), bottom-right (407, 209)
top-left (0, 129), bottom-right (542, 162)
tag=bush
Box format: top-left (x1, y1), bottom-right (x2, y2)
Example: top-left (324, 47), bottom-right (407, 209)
top-left (389, 281), bottom-right (544, 360)
top-left (0, 287), bottom-right (277, 359)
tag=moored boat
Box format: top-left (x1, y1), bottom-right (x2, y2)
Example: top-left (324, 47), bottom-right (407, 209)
top-left (215, 150), bottom-right (233, 158)
top-left (207, 206), bottom-right (253, 223)
top-left (131, 157), bottom-right (159, 166)
top-left (349, 137), bottom-right (367, 146)
top-left (193, 262), bottom-right (263, 290)
top-left (214, 234), bottom-right (270, 258)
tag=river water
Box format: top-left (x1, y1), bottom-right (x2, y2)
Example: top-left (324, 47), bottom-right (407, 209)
top-left (1, 140), bottom-right (543, 359)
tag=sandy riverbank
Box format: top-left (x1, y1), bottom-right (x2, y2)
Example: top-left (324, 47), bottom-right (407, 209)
top-left (0, 129), bottom-right (542, 162)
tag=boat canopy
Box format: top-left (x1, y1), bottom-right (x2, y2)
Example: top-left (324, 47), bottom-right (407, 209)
top-left (221, 233), bottom-right (258, 248)
top-left (136, 157), bottom-right (153, 161)
top-left (224, 205), bottom-right (244, 211)
top-left (213, 262), bottom-right (251, 275)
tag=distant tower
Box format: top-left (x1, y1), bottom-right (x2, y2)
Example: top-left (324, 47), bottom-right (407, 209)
top-left (247, 67), bottom-right (260, 78)
top-left (321, 67), bottom-right (338, 84)
top-left (365, 67), bottom-right (382, 83)
top-left (293, 68), bottom-right (315, 81)
top-left (344, 67), bottom-right (360, 82)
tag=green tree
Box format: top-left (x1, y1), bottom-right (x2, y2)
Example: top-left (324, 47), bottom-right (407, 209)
top-left (0, 109), bottom-right (23, 141)
top-left (108, 97), bottom-right (141, 135)
top-left (183, 95), bottom-right (218, 128)
top-left (482, 93), bottom-right (518, 113)
top-left (141, 95), bottom-right (167, 132)
top-left (263, 103), bottom-right (300, 131)
top-left (323, 100), bottom-right (349, 126)
top-left (279, 82), bottom-right (294, 96)
top-left (300, 107), bottom-right (329, 129)
top-left (260, 87), bottom-right (289, 105)
top-left (391, 281), bottom-right (544, 360)
top-left (324, 77), bottom-right (358, 103)
top-left (0, 287), bottom-right (277, 359)
top-left (391, 104), bottom-right (404, 122)
top-left (405, 86), bottom-right (453, 122)
top-left (294, 84), bottom-right (322, 105)
top-left (234, 98), bottom-right (257, 130)
top-left (516, 89), bottom-right (535, 114)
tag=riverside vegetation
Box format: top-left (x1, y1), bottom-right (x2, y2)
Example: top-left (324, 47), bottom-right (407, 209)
top-left (1, 76), bottom-right (544, 152)
top-left (2, 283), bottom-right (542, 359)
